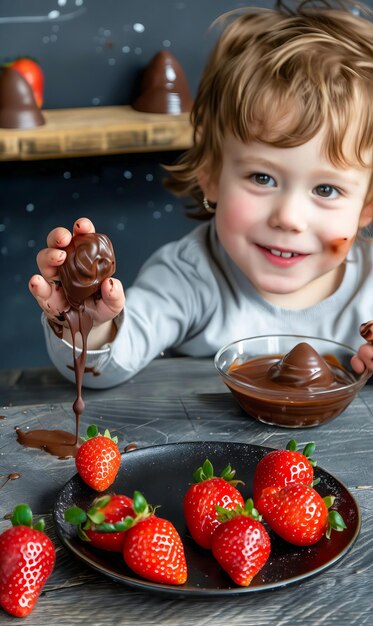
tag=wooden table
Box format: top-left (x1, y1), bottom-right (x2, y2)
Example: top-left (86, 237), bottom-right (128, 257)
top-left (1, 357), bottom-right (372, 625)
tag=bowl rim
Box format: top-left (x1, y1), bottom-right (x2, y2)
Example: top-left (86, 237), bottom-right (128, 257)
top-left (214, 334), bottom-right (372, 397)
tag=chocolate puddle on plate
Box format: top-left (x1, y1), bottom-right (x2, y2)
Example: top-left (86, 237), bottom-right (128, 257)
top-left (16, 233), bottom-right (116, 459)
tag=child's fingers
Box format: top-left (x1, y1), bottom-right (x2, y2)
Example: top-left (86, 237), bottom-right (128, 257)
top-left (45, 218), bottom-right (95, 250)
top-left (36, 248), bottom-right (67, 281)
top-left (47, 226), bottom-right (72, 249)
top-left (351, 344), bottom-right (373, 373)
top-left (101, 277), bottom-right (125, 313)
top-left (72, 217), bottom-right (96, 236)
top-left (350, 354), bottom-right (366, 374)
top-left (29, 274), bottom-right (69, 318)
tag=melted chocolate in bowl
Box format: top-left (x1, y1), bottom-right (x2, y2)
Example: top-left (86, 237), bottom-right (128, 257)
top-left (17, 233), bottom-right (116, 457)
top-left (220, 340), bottom-right (367, 428)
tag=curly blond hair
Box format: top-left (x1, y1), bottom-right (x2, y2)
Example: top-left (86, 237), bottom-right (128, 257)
top-left (165, 1), bottom-right (373, 218)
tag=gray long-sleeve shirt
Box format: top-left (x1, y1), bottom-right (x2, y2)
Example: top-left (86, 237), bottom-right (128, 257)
top-left (42, 220), bottom-right (373, 389)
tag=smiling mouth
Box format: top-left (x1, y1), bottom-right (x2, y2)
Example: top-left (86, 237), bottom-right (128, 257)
top-left (260, 246), bottom-right (305, 259)
top-left (269, 248), bottom-right (300, 259)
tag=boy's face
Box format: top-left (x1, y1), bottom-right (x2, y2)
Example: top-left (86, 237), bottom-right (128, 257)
top-left (207, 131), bottom-right (372, 308)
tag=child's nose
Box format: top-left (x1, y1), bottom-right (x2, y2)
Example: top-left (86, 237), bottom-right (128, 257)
top-left (268, 193), bottom-right (307, 232)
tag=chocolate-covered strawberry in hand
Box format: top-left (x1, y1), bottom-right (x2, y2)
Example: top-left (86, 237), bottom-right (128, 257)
top-left (28, 218), bottom-right (125, 451)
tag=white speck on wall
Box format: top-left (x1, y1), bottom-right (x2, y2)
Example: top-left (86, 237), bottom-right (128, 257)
top-left (146, 174), bottom-right (154, 182)
top-left (42, 36), bottom-right (50, 44)
top-left (123, 170), bottom-right (133, 179)
top-left (122, 46), bottom-right (130, 53)
top-left (108, 58), bottom-right (116, 66)
top-left (58, 0), bottom-right (67, 6)
top-left (76, 0), bottom-right (84, 6)
top-left (26, 203), bottom-right (35, 212)
top-left (50, 34), bottom-right (58, 42)
top-left (134, 47), bottom-right (142, 55)
top-left (0, 224), bottom-right (5, 232)
top-left (92, 97), bottom-right (100, 104)
top-left (63, 171), bottom-right (72, 179)
top-left (48, 10), bottom-right (60, 20)
top-left (1, 247), bottom-right (8, 256)
top-left (163, 40), bottom-right (171, 48)
top-left (153, 211), bottom-right (162, 219)
top-left (164, 204), bottom-right (173, 212)
top-left (133, 23), bottom-right (145, 33)
top-left (116, 221), bottom-right (127, 231)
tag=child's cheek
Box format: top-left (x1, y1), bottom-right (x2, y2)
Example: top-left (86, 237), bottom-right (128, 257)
top-left (325, 236), bottom-right (355, 258)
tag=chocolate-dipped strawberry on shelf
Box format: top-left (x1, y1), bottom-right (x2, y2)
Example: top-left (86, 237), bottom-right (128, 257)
top-left (132, 50), bottom-right (193, 115)
top-left (0, 67), bottom-right (45, 128)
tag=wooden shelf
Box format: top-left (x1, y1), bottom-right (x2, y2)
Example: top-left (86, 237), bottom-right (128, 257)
top-left (0, 105), bottom-right (193, 161)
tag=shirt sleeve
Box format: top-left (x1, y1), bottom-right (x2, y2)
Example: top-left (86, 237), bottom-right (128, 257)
top-left (42, 229), bottom-right (217, 389)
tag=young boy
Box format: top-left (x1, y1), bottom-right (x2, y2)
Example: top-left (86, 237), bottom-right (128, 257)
top-left (30, 1), bottom-right (373, 388)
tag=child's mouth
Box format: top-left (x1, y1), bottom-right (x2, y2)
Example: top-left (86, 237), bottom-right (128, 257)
top-left (257, 245), bottom-right (307, 266)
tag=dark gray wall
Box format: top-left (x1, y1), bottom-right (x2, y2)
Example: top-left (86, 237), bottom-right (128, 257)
top-left (1, 0), bottom-right (260, 369)
top-left (0, 0), bottom-right (371, 369)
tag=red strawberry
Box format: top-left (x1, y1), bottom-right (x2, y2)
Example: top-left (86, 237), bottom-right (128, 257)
top-left (122, 491), bottom-right (187, 585)
top-left (184, 459), bottom-right (245, 549)
top-left (64, 494), bottom-right (134, 552)
top-left (75, 425), bottom-right (121, 492)
top-left (257, 483), bottom-right (346, 546)
top-left (211, 499), bottom-right (271, 586)
top-left (252, 439), bottom-right (316, 503)
top-left (0, 504), bottom-right (55, 617)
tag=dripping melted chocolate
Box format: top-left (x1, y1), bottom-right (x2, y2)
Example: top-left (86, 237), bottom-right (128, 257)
top-left (18, 232), bottom-right (116, 458)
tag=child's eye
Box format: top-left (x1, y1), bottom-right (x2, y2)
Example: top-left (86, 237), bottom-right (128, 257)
top-left (249, 173), bottom-right (277, 187)
top-left (313, 184), bottom-right (340, 199)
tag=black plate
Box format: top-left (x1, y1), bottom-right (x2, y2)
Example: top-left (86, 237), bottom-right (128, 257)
top-left (53, 441), bottom-right (360, 597)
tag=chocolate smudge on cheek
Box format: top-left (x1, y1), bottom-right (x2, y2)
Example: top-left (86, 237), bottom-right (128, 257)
top-left (326, 237), bottom-right (353, 256)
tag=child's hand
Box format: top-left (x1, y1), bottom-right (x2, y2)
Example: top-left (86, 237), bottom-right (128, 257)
top-left (351, 343), bottom-right (373, 374)
top-left (29, 217), bottom-right (125, 332)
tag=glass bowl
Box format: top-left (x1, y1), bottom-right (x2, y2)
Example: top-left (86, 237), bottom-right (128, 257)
top-left (214, 335), bottom-right (371, 428)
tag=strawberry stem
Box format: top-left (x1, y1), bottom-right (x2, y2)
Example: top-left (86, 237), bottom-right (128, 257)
top-left (323, 495), bottom-right (346, 539)
top-left (192, 459), bottom-right (244, 486)
top-left (82, 424), bottom-right (118, 444)
top-left (286, 439), bottom-right (317, 466)
top-left (10, 503), bottom-right (45, 531)
top-left (216, 498), bottom-right (261, 523)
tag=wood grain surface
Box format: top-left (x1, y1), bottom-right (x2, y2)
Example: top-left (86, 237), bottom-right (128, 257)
top-left (1, 357), bottom-right (372, 625)
top-left (0, 106), bottom-right (193, 161)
